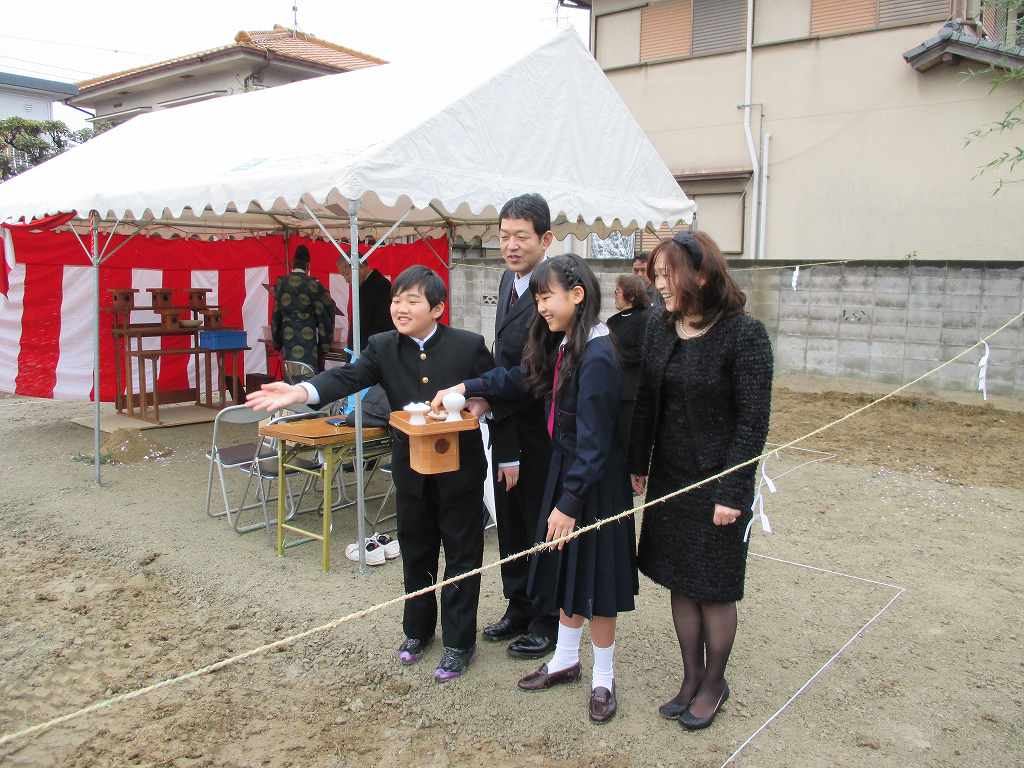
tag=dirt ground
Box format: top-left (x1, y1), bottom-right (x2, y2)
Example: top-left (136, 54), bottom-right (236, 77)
top-left (0, 378), bottom-right (1022, 768)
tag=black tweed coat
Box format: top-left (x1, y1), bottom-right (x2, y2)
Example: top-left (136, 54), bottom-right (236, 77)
top-left (628, 311), bottom-right (773, 600)
top-left (629, 311), bottom-right (773, 510)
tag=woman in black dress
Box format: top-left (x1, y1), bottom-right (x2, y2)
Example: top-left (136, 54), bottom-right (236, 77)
top-left (606, 275), bottom-right (648, 451)
top-left (629, 231), bottom-right (773, 730)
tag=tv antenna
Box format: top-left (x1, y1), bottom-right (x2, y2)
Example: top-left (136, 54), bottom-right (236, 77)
top-left (292, 3), bottom-right (299, 34)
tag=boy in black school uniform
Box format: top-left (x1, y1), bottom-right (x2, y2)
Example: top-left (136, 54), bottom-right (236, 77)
top-left (247, 266), bottom-right (493, 682)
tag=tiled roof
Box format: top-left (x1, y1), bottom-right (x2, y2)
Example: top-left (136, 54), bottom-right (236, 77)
top-left (903, 20), bottom-right (1024, 72)
top-left (78, 25), bottom-right (385, 91)
top-left (237, 26), bottom-right (386, 70)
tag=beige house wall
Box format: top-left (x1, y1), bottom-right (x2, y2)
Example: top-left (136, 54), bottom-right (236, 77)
top-left (593, 2), bottom-right (1024, 260)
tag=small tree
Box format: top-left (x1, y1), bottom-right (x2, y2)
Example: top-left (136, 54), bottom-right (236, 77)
top-left (0, 117), bottom-right (98, 182)
top-left (965, 0), bottom-right (1024, 192)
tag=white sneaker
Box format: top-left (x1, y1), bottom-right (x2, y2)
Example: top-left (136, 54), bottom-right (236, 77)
top-left (345, 538), bottom-right (386, 566)
top-left (372, 532), bottom-right (401, 560)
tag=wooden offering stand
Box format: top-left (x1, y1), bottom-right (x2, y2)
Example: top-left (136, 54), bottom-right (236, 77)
top-left (105, 287), bottom-right (245, 423)
top-left (388, 410), bottom-right (479, 474)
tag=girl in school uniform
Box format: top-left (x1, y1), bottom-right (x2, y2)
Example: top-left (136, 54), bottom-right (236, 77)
top-left (434, 254), bottom-right (638, 723)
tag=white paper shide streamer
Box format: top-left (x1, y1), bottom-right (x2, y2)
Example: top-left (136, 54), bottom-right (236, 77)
top-left (977, 341), bottom-right (990, 401)
top-left (745, 455), bottom-right (777, 542)
top-left (791, 265), bottom-right (800, 290)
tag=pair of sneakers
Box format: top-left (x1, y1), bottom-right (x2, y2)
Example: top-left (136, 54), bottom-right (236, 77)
top-left (397, 637), bottom-right (475, 683)
top-left (344, 532), bottom-right (400, 566)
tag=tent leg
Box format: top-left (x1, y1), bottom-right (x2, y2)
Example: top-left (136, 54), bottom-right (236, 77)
top-left (347, 200), bottom-right (368, 575)
top-left (91, 213), bottom-right (102, 486)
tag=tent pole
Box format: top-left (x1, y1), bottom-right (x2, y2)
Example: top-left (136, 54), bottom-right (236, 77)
top-left (301, 200), bottom-right (368, 575)
top-left (91, 212), bottom-right (102, 485)
top-left (348, 199), bottom-right (368, 575)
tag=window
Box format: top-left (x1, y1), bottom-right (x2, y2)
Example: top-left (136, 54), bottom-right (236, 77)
top-left (981, 1), bottom-right (1022, 43)
top-left (636, 0), bottom-right (747, 63)
top-left (640, 0), bottom-right (693, 61)
top-left (692, 0), bottom-right (748, 56)
top-left (596, 8), bottom-right (642, 68)
top-left (811, 0), bottom-right (951, 36)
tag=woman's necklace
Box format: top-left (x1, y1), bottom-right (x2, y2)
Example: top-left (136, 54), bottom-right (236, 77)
top-left (676, 316), bottom-right (714, 340)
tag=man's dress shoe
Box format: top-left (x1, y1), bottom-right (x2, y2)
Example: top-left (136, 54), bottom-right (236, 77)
top-left (482, 616), bottom-right (528, 642)
top-left (507, 632), bottom-right (555, 659)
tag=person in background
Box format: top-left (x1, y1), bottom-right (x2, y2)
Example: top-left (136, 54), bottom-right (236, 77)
top-left (337, 249), bottom-right (394, 352)
top-left (606, 274), bottom-right (649, 451)
top-left (434, 254), bottom-right (639, 724)
top-left (249, 266), bottom-right (493, 684)
top-left (629, 231), bottom-right (773, 731)
top-left (632, 253), bottom-right (664, 309)
top-left (480, 193), bottom-right (559, 661)
top-left (271, 245), bottom-right (335, 371)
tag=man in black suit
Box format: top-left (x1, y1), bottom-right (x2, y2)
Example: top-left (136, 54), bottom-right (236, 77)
top-left (337, 250), bottom-right (395, 352)
top-left (248, 266), bottom-right (491, 684)
top-left (481, 193), bottom-right (558, 659)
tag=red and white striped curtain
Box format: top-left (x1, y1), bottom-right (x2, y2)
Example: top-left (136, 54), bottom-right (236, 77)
top-left (0, 226), bottom-right (448, 402)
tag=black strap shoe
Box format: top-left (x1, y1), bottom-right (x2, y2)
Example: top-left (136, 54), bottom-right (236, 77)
top-left (507, 631), bottom-right (555, 659)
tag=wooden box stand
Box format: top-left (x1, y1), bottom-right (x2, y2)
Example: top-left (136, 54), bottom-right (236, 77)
top-left (388, 410), bottom-right (479, 475)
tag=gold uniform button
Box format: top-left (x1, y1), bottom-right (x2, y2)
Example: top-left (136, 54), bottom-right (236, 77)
top-left (421, 376), bottom-right (429, 384)
top-left (420, 352), bottom-right (427, 360)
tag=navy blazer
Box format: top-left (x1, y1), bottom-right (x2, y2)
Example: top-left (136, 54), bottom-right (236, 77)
top-left (465, 334), bottom-right (622, 520)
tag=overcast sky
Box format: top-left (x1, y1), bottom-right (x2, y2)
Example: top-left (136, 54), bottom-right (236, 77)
top-left (0, 0), bottom-right (590, 128)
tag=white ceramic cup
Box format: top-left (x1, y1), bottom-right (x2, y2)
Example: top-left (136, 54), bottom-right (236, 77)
top-left (442, 391), bottom-right (466, 422)
top-left (404, 402), bottom-right (430, 426)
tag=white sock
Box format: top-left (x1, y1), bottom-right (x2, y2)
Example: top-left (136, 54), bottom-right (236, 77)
top-left (592, 642), bottom-right (615, 691)
top-left (546, 623), bottom-right (583, 673)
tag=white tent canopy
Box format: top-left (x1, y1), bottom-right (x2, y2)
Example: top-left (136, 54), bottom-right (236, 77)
top-left (0, 30), bottom-right (693, 567)
top-left (0, 30), bottom-right (693, 238)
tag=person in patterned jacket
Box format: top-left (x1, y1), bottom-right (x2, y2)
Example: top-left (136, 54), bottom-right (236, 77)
top-left (271, 245), bottom-right (335, 371)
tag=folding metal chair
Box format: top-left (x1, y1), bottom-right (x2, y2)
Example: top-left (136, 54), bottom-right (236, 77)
top-left (204, 405), bottom-right (321, 535)
top-left (283, 360), bottom-right (317, 384)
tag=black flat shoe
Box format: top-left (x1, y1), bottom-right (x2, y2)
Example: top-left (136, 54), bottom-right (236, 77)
top-left (658, 695), bottom-right (692, 720)
top-left (679, 683), bottom-right (729, 731)
top-left (482, 616), bottom-right (528, 642)
top-left (507, 632), bottom-right (555, 659)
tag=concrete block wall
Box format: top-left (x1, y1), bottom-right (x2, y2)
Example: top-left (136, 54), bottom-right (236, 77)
top-left (448, 253), bottom-right (1024, 397)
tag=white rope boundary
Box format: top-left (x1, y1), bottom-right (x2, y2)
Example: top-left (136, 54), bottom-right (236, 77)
top-left (0, 309), bottom-right (1019, 750)
top-left (721, 553), bottom-right (905, 767)
top-left (450, 258), bottom-right (849, 274)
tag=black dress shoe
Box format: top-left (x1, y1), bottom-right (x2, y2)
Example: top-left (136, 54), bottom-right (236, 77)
top-left (482, 616), bottom-right (528, 642)
top-left (507, 632), bottom-right (555, 659)
top-left (679, 683), bottom-right (730, 730)
top-left (658, 695), bottom-right (692, 720)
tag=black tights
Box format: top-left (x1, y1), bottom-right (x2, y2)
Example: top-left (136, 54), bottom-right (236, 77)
top-left (667, 592), bottom-right (737, 717)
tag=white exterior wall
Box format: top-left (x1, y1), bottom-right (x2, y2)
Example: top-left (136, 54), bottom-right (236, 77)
top-left (593, 0), bottom-right (1024, 261)
top-left (0, 89), bottom-right (54, 121)
top-left (80, 60), bottom-right (330, 123)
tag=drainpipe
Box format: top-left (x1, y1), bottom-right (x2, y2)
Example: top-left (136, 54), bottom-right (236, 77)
top-left (757, 131), bottom-right (771, 260)
top-left (742, 0), bottom-right (760, 258)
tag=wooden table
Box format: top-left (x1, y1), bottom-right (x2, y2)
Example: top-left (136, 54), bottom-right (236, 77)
top-left (259, 417), bottom-right (389, 572)
top-left (112, 325), bottom-right (247, 424)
